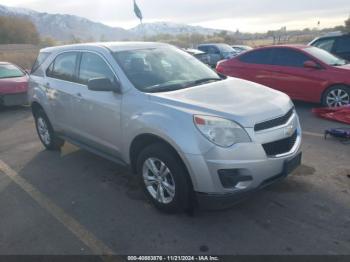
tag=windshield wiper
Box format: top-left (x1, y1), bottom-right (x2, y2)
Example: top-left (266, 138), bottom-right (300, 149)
top-left (192, 78), bottom-right (222, 85)
top-left (145, 78), bottom-right (222, 93)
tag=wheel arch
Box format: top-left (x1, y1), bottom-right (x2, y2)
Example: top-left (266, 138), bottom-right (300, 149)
top-left (321, 83), bottom-right (350, 104)
top-left (129, 133), bottom-right (194, 190)
top-left (31, 101), bottom-right (45, 117)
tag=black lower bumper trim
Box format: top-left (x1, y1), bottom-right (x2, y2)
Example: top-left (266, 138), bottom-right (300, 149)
top-left (196, 152), bottom-right (302, 210)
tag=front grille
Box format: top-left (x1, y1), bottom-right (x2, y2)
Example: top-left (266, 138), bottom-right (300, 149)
top-left (262, 131), bottom-right (298, 156)
top-left (255, 107), bottom-right (294, 132)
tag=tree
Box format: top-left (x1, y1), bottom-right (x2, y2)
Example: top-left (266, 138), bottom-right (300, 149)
top-left (345, 16), bottom-right (350, 32)
top-left (40, 37), bottom-right (57, 47)
top-left (0, 16), bottom-right (40, 44)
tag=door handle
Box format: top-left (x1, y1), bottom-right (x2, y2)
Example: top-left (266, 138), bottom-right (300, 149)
top-left (76, 92), bottom-right (82, 98)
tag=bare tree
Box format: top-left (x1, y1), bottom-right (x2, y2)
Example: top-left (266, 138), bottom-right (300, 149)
top-left (345, 16), bottom-right (350, 32)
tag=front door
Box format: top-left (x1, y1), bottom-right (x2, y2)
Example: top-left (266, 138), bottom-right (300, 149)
top-left (267, 48), bottom-right (325, 101)
top-left (73, 51), bottom-right (123, 158)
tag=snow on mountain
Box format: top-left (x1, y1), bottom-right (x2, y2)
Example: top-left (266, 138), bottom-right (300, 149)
top-left (130, 22), bottom-right (222, 36)
top-left (0, 4), bottom-right (227, 42)
top-left (0, 4), bottom-right (132, 41)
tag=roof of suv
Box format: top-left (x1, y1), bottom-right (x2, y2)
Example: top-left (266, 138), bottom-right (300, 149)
top-left (40, 42), bottom-right (171, 53)
top-left (309, 32), bottom-right (350, 45)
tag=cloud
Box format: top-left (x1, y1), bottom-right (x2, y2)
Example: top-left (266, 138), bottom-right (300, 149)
top-left (0, 0), bottom-right (349, 32)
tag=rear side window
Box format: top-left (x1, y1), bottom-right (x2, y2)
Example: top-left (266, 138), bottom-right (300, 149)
top-left (78, 52), bottom-right (116, 85)
top-left (334, 37), bottom-right (350, 53)
top-left (46, 52), bottom-right (79, 82)
top-left (312, 38), bottom-right (335, 52)
top-left (239, 49), bottom-right (273, 64)
top-left (31, 52), bottom-right (50, 75)
top-left (270, 48), bottom-right (309, 68)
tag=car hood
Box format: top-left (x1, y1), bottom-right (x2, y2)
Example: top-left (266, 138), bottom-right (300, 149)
top-left (149, 77), bottom-right (293, 127)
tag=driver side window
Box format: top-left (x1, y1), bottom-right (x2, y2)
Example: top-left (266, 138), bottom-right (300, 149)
top-left (78, 52), bottom-right (116, 85)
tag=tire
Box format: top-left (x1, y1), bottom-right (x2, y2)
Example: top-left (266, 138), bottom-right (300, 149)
top-left (34, 109), bottom-right (64, 150)
top-left (136, 143), bottom-right (192, 213)
top-left (322, 85), bottom-right (350, 107)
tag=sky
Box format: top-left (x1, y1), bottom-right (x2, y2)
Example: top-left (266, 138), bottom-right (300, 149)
top-left (1, 0), bottom-right (349, 32)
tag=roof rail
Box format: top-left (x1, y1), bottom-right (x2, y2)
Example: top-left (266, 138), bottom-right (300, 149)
top-left (322, 31), bottom-right (344, 37)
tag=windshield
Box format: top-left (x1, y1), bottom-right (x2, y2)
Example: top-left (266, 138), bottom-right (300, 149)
top-left (0, 64), bottom-right (25, 79)
top-left (113, 46), bottom-right (221, 93)
top-left (304, 47), bottom-right (347, 66)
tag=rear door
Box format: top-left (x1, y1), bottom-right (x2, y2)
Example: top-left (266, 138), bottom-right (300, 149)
top-left (45, 51), bottom-right (81, 136)
top-left (234, 48), bottom-right (274, 87)
top-left (73, 51), bottom-right (123, 158)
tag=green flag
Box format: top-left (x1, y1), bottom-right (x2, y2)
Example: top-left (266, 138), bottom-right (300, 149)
top-left (134, 0), bottom-right (143, 22)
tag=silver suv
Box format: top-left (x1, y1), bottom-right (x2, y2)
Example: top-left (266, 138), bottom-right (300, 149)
top-left (29, 42), bottom-right (302, 213)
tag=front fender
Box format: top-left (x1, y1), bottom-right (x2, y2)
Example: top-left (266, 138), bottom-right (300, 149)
top-left (122, 108), bottom-right (214, 163)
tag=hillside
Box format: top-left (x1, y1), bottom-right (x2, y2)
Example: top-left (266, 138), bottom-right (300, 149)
top-left (0, 4), bottom-right (132, 41)
top-left (0, 4), bottom-right (228, 42)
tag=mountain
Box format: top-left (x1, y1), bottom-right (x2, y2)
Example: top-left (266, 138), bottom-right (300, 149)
top-left (0, 4), bottom-right (132, 41)
top-left (130, 22), bottom-right (221, 36)
top-left (0, 4), bottom-right (226, 42)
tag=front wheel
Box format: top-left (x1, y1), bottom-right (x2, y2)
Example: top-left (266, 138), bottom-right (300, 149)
top-left (34, 109), bottom-right (64, 150)
top-left (322, 85), bottom-right (350, 107)
top-left (136, 143), bottom-right (192, 213)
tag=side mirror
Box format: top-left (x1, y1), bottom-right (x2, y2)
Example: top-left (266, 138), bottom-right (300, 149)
top-left (304, 60), bottom-right (320, 69)
top-left (87, 78), bottom-right (121, 93)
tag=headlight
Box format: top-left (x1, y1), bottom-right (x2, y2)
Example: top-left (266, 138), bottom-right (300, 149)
top-left (194, 115), bottom-right (251, 147)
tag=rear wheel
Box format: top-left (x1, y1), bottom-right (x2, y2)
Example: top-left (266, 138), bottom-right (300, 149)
top-left (136, 143), bottom-right (192, 213)
top-left (34, 109), bottom-right (64, 150)
top-left (322, 85), bottom-right (350, 107)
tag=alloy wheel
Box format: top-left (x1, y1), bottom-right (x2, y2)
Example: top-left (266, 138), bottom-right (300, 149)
top-left (142, 157), bottom-right (176, 204)
top-left (326, 89), bottom-right (350, 107)
top-left (37, 117), bottom-right (51, 146)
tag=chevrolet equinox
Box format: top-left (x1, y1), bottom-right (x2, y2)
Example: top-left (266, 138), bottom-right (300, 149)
top-left (29, 42), bottom-right (302, 213)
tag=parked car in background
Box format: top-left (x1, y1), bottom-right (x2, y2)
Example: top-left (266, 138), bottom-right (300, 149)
top-left (183, 48), bottom-right (211, 66)
top-left (0, 62), bottom-right (29, 107)
top-left (216, 45), bottom-right (350, 107)
top-left (197, 43), bottom-right (238, 67)
top-left (29, 42), bottom-right (301, 213)
top-left (231, 45), bottom-right (253, 54)
top-left (309, 32), bottom-right (350, 61)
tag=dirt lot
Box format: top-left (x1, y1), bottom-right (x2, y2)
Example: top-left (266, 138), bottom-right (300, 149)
top-left (0, 44), bottom-right (39, 70)
top-left (0, 102), bottom-right (349, 255)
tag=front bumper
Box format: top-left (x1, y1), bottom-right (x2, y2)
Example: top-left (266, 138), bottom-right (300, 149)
top-left (0, 92), bottom-right (28, 106)
top-left (182, 113), bottom-right (302, 208)
top-left (196, 152), bottom-right (302, 209)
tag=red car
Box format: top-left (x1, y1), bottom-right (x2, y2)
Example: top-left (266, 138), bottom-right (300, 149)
top-left (216, 45), bottom-right (350, 107)
top-left (0, 62), bottom-right (29, 106)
